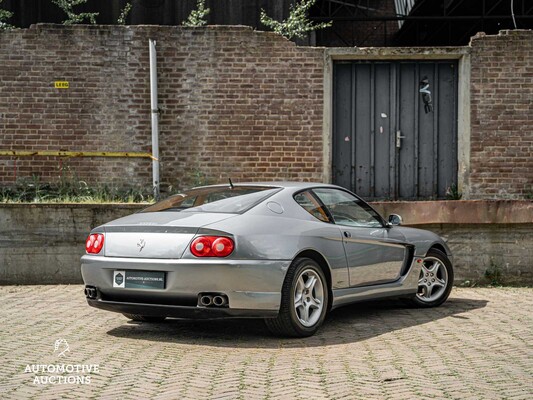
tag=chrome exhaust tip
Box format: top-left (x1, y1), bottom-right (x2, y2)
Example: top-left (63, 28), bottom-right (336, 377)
top-left (199, 295), bottom-right (213, 307)
top-left (84, 286), bottom-right (97, 300)
top-left (198, 293), bottom-right (228, 307)
top-left (212, 295), bottom-right (226, 307)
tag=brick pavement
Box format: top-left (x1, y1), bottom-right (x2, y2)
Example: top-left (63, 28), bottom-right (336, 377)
top-left (0, 286), bottom-right (531, 399)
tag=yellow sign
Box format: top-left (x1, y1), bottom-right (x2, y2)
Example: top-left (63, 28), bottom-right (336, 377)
top-left (54, 81), bottom-right (69, 89)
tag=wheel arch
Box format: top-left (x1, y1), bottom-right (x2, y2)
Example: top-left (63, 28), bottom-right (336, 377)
top-left (427, 243), bottom-right (447, 256)
top-left (294, 249), bottom-right (333, 311)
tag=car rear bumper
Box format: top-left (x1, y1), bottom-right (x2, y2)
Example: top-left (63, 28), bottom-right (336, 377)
top-left (86, 297), bottom-right (278, 319)
top-left (81, 255), bottom-right (291, 316)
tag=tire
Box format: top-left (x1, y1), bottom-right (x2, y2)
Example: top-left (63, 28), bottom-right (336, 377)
top-left (408, 248), bottom-right (454, 308)
top-left (265, 257), bottom-right (329, 337)
top-left (122, 313), bottom-right (166, 323)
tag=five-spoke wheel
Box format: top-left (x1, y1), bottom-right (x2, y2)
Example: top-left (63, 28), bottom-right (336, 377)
top-left (265, 257), bottom-right (328, 337)
top-left (293, 268), bottom-right (325, 328)
top-left (410, 248), bottom-right (454, 308)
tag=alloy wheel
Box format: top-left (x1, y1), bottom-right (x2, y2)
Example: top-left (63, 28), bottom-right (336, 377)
top-left (293, 268), bottom-right (325, 327)
top-left (416, 256), bottom-right (448, 302)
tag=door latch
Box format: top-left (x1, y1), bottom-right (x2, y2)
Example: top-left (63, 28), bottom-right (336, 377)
top-left (396, 130), bottom-right (405, 149)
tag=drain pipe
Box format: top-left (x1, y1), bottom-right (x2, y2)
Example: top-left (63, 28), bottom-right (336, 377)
top-left (149, 39), bottom-right (160, 200)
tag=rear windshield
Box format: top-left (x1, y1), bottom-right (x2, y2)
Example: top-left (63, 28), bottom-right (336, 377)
top-left (141, 186), bottom-right (280, 214)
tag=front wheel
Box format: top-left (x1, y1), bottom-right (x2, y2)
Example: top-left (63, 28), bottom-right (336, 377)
top-left (265, 257), bottom-right (329, 337)
top-left (409, 248), bottom-right (454, 308)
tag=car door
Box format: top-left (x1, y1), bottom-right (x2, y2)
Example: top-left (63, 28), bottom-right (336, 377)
top-left (312, 188), bottom-right (407, 287)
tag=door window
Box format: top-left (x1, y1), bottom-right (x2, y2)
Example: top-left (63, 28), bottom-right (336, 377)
top-left (313, 188), bottom-right (382, 228)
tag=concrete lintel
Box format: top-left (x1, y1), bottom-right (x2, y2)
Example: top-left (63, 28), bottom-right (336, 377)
top-left (326, 47), bottom-right (470, 60)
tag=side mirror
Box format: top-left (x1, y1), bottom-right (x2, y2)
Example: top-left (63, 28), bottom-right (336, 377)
top-left (388, 214), bottom-right (403, 226)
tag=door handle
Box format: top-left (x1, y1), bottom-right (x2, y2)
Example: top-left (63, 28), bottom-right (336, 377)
top-left (396, 130), bottom-right (405, 149)
top-left (343, 231), bottom-right (352, 238)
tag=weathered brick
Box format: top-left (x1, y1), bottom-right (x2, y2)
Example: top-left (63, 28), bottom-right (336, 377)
top-left (469, 30), bottom-right (533, 199)
top-left (0, 24), bottom-right (324, 190)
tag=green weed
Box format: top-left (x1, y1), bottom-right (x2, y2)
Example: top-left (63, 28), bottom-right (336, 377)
top-left (1, 175), bottom-right (153, 204)
top-left (484, 259), bottom-right (504, 286)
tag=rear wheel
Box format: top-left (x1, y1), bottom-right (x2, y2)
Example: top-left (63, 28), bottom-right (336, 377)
top-left (409, 248), bottom-right (453, 308)
top-left (122, 313), bottom-right (166, 323)
top-left (265, 257), bottom-right (328, 337)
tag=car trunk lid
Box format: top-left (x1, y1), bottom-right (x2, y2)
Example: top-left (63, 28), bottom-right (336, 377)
top-left (103, 212), bottom-right (235, 259)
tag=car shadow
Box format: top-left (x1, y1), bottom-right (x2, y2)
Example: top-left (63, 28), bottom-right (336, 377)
top-left (106, 296), bottom-right (488, 348)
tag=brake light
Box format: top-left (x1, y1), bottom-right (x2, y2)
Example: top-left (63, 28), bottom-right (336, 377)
top-left (190, 236), bottom-right (234, 257)
top-left (85, 233), bottom-right (104, 254)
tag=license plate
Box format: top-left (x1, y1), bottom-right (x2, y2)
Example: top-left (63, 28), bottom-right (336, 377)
top-left (113, 270), bottom-right (165, 289)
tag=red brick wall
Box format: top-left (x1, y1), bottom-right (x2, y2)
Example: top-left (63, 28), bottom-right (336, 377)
top-left (2, 25), bottom-right (531, 199)
top-left (469, 30), bottom-right (533, 199)
top-left (0, 24), bottom-right (324, 190)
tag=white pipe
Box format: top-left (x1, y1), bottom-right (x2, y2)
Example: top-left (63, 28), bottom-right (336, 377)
top-left (511, 0), bottom-right (517, 29)
top-left (149, 39), bottom-right (160, 200)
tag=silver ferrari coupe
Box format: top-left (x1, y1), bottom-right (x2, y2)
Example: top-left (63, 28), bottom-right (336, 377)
top-left (81, 182), bottom-right (453, 337)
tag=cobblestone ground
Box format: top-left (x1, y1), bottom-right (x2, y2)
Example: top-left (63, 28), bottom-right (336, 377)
top-left (0, 286), bottom-right (531, 399)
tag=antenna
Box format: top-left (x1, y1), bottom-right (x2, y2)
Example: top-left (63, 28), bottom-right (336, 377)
top-left (229, 178), bottom-right (234, 189)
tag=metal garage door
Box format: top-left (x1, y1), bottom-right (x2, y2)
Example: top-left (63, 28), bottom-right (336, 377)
top-left (333, 60), bottom-right (458, 200)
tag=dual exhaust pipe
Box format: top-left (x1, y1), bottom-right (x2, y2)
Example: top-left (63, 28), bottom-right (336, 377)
top-left (84, 286), bottom-right (97, 300)
top-left (198, 293), bottom-right (228, 308)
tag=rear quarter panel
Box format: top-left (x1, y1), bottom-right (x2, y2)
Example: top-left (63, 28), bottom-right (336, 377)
top-left (202, 197), bottom-right (351, 289)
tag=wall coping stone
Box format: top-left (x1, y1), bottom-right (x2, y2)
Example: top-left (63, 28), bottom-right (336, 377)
top-left (371, 200), bottom-right (533, 225)
top-left (1, 200), bottom-right (531, 224)
top-left (0, 203), bottom-right (147, 209)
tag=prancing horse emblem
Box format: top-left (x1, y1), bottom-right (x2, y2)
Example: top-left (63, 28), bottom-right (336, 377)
top-left (137, 239), bottom-right (146, 252)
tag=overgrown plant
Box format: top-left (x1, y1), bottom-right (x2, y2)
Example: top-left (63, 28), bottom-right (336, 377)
top-left (445, 184), bottom-right (462, 200)
top-left (0, 0), bottom-right (14, 30)
top-left (51, 0), bottom-right (99, 25)
top-left (260, 0), bottom-right (331, 40)
top-left (189, 169), bottom-right (213, 188)
top-left (117, 2), bottom-right (132, 25)
top-left (484, 259), bottom-right (504, 286)
top-left (0, 174), bottom-right (153, 204)
top-left (183, 0), bottom-right (210, 27)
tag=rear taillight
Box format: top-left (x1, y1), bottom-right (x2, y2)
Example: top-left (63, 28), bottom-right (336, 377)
top-left (190, 236), bottom-right (234, 257)
top-left (85, 233), bottom-right (104, 254)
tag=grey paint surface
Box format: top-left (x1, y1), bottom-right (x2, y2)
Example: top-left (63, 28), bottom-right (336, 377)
top-left (340, 228), bottom-right (406, 287)
top-left (80, 183), bottom-right (452, 317)
top-left (333, 60), bottom-right (458, 200)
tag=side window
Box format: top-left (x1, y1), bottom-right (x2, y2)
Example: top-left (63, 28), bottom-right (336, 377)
top-left (313, 188), bottom-right (383, 228)
top-left (294, 191), bottom-right (331, 223)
